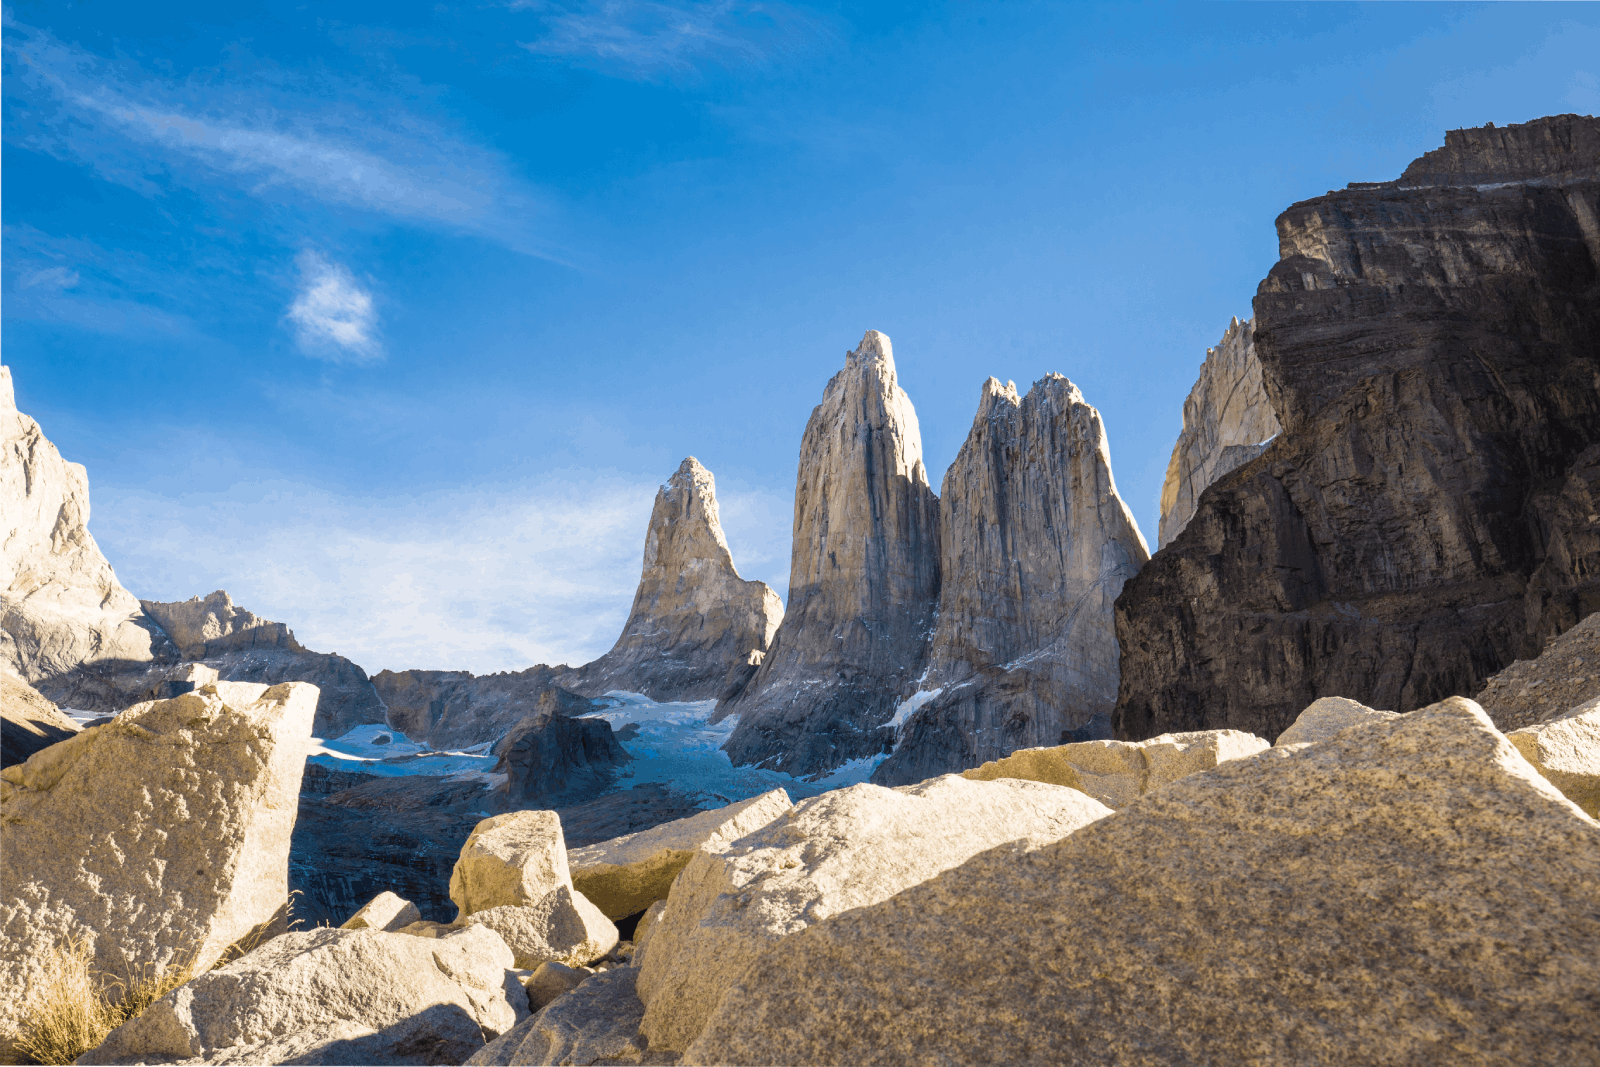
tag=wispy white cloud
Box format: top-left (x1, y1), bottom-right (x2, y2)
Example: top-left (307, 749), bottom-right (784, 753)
top-left (19, 265), bottom-right (80, 290)
top-left (4, 21), bottom-right (561, 259)
top-left (512, 0), bottom-right (834, 78)
top-left (287, 250), bottom-right (382, 363)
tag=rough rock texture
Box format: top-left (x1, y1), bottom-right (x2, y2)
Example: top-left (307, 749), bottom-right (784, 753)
top-left (959, 728), bottom-right (1269, 809)
top-left (524, 961), bottom-right (587, 1012)
top-left (635, 774), bottom-right (1111, 1051)
top-left (717, 331), bottom-right (942, 777)
top-left (874, 374), bottom-right (1150, 785)
top-left (81, 925), bottom-right (526, 1067)
top-left (372, 666), bottom-right (603, 750)
top-left (143, 591), bottom-right (388, 738)
top-left (1276, 696), bottom-right (1399, 746)
top-left (1116, 115), bottom-right (1600, 743)
top-left (687, 697), bottom-right (1600, 1067)
top-left (0, 682), bottom-right (317, 1051)
top-left (467, 968), bottom-right (654, 1067)
top-left (0, 365), bottom-right (160, 701)
top-left (464, 888), bottom-right (619, 969)
top-left (0, 669), bottom-right (79, 767)
top-left (568, 789), bottom-right (792, 918)
top-left (495, 700), bottom-right (631, 802)
top-left (340, 890), bottom-right (422, 933)
top-left (450, 811), bottom-right (571, 921)
top-left (289, 777), bottom-right (704, 928)
top-left (557, 458), bottom-right (783, 702)
top-left (632, 901), bottom-right (666, 962)
top-left (1509, 696), bottom-right (1600, 817)
top-left (1157, 317), bottom-right (1282, 549)
top-left (1476, 610), bottom-right (1600, 731)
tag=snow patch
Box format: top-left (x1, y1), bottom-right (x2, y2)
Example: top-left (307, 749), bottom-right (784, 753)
top-left (886, 687), bottom-right (944, 733)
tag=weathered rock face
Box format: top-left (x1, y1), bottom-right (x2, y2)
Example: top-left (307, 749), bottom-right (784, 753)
top-left (687, 698), bottom-right (1600, 1067)
top-left (1275, 696), bottom-right (1399, 746)
top-left (958, 728), bottom-right (1268, 810)
top-left (1509, 696), bottom-right (1600, 818)
top-left (0, 681), bottom-right (317, 1050)
top-left (1476, 610), bottom-right (1600, 731)
top-left (1116, 115), bottom-right (1600, 743)
top-left (468, 968), bottom-right (647, 1067)
top-left (450, 810), bottom-right (572, 920)
top-left (1157, 316), bottom-right (1282, 548)
top-left (873, 374), bottom-right (1150, 785)
top-left (339, 890), bottom-right (421, 933)
top-left (81, 924), bottom-right (526, 1067)
top-left (464, 889), bottom-right (619, 970)
top-left (372, 665), bottom-right (602, 750)
top-left (494, 696), bottom-right (631, 802)
top-left (0, 366), bottom-right (160, 701)
top-left (717, 331), bottom-right (942, 777)
top-left (141, 591), bottom-right (387, 738)
top-left (635, 774), bottom-right (1111, 1051)
top-left (568, 788), bottom-right (792, 919)
top-left (557, 458), bottom-right (783, 703)
top-left (0, 669), bottom-right (79, 768)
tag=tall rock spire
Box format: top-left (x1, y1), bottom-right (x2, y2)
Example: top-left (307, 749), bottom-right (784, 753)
top-left (872, 373), bottom-right (1149, 785)
top-left (718, 331), bottom-right (941, 777)
top-left (560, 457), bottom-right (783, 702)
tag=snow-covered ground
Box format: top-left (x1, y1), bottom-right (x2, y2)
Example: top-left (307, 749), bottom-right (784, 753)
top-left (309, 691), bottom-right (888, 807)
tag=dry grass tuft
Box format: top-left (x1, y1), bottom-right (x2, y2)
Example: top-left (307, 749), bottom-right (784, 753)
top-left (8, 940), bottom-right (193, 1066)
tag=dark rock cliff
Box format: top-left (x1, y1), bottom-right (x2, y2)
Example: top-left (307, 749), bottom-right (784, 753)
top-left (1114, 115), bottom-right (1600, 742)
top-left (494, 691), bottom-right (633, 800)
top-left (372, 665), bottom-right (604, 750)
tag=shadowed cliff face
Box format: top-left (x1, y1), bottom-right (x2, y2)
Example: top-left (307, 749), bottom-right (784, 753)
top-left (872, 374), bottom-right (1149, 785)
top-left (1115, 114), bottom-right (1600, 743)
top-left (717, 331), bottom-right (941, 778)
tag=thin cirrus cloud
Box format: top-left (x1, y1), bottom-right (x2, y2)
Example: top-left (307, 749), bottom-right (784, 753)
top-left (287, 251), bottom-right (383, 363)
top-left (511, 0), bottom-right (835, 78)
top-left (3, 20), bottom-right (556, 259)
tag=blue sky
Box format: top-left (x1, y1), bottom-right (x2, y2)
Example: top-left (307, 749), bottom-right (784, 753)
top-left (5, 1), bottom-right (1597, 674)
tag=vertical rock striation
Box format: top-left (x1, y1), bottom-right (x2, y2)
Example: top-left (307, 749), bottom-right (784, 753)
top-left (718, 331), bottom-right (941, 777)
top-left (558, 458), bottom-right (782, 702)
top-left (1115, 114), bottom-right (1600, 742)
top-left (873, 375), bottom-right (1149, 785)
top-left (0, 366), bottom-right (161, 701)
top-left (1157, 317), bottom-right (1282, 548)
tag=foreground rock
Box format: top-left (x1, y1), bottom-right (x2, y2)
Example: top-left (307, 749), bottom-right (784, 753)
top-left (450, 811), bottom-right (572, 919)
top-left (340, 890), bottom-right (422, 932)
top-left (495, 697), bottom-right (631, 802)
top-left (1475, 610), bottom-right (1600, 732)
top-left (1275, 696), bottom-right (1399, 746)
top-left (0, 365), bottom-right (161, 703)
top-left (557, 458), bottom-right (783, 703)
top-left (959, 728), bottom-right (1268, 809)
top-left (1157, 316), bottom-right (1281, 548)
top-left (468, 968), bottom-right (651, 1067)
top-left (82, 925), bottom-right (526, 1066)
top-left (0, 681), bottom-right (317, 1052)
top-left (372, 666), bottom-right (603, 751)
top-left (1509, 697), bottom-right (1600, 818)
top-left (688, 697), bottom-right (1600, 1066)
top-left (717, 331), bottom-right (942, 777)
top-left (0, 669), bottom-right (79, 768)
top-left (464, 888), bottom-right (618, 969)
top-left (568, 788), bottom-right (792, 918)
top-left (636, 774), bottom-right (1112, 1051)
top-left (1115, 115), bottom-right (1600, 742)
top-left (875, 374), bottom-right (1150, 784)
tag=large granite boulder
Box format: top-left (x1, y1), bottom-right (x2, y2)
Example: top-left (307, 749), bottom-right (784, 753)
top-left (557, 458), bottom-right (783, 702)
top-left (568, 788), bottom-right (792, 918)
top-left (1475, 610), bottom-right (1600, 731)
top-left (1508, 696), bottom-right (1600, 817)
top-left (0, 669), bottom-right (79, 768)
top-left (142, 591), bottom-right (387, 738)
top-left (0, 681), bottom-right (317, 1053)
top-left (494, 698), bottom-right (631, 802)
top-left (1157, 316), bottom-right (1282, 548)
top-left (716, 331), bottom-right (942, 777)
top-left (1116, 115), bottom-right (1600, 742)
top-left (467, 967), bottom-right (647, 1067)
top-left (1275, 695), bottom-right (1399, 746)
top-left (371, 665), bottom-right (602, 750)
top-left (635, 774), bottom-right (1111, 1051)
top-left (0, 366), bottom-right (162, 704)
top-left (339, 890), bottom-right (421, 933)
top-left (958, 727), bottom-right (1268, 809)
top-left (874, 374), bottom-right (1150, 784)
top-left (463, 889), bottom-right (618, 969)
top-left (687, 697), bottom-right (1600, 1066)
top-left (80, 924), bottom-right (526, 1066)
top-left (450, 810), bottom-right (572, 920)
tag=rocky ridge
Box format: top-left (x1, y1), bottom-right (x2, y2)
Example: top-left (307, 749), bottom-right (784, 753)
top-left (1157, 316), bottom-right (1281, 548)
top-left (873, 373), bottom-right (1149, 785)
top-left (1116, 114), bottom-right (1600, 742)
top-left (717, 331), bottom-right (942, 777)
top-left (557, 457), bottom-right (782, 703)
top-left (371, 666), bottom-right (601, 751)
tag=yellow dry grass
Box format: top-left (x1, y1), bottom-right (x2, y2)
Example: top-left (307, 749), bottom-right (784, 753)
top-left (8, 940), bottom-right (193, 1066)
